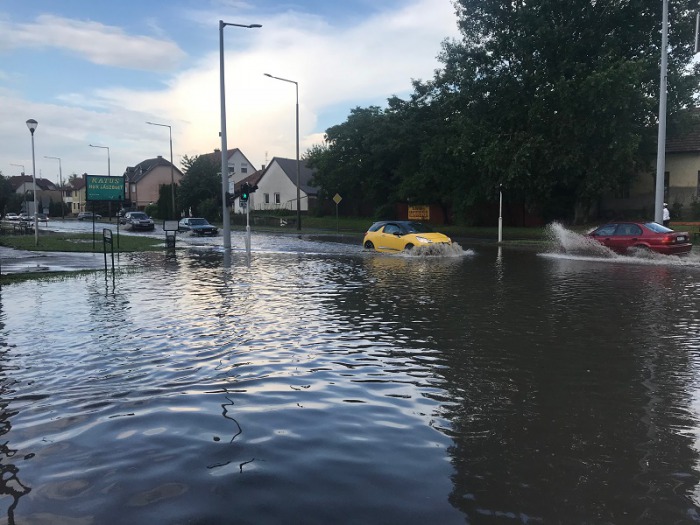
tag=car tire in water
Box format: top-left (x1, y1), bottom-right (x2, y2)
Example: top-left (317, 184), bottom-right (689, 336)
top-left (364, 241), bottom-right (374, 249)
top-left (404, 243), bottom-right (414, 250)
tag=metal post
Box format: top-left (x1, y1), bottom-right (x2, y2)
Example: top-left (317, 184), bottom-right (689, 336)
top-left (295, 85), bottom-right (301, 231)
top-left (264, 73), bottom-right (301, 230)
top-left (146, 121), bottom-right (176, 218)
top-left (44, 156), bottom-right (64, 219)
top-left (498, 185), bottom-right (503, 243)
top-left (245, 202), bottom-right (251, 254)
top-left (26, 119), bottom-right (39, 246)
top-left (220, 21), bottom-right (262, 251)
top-left (654, 0), bottom-right (669, 224)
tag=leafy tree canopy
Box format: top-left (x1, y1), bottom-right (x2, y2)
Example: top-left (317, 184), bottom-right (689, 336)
top-left (177, 154), bottom-right (221, 219)
top-left (307, 0), bottom-right (700, 223)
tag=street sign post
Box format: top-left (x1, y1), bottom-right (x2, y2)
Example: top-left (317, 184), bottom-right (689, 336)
top-left (333, 193), bottom-right (342, 232)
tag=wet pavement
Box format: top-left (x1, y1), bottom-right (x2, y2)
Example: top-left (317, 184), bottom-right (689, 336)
top-left (0, 246), bottom-right (120, 274)
top-left (2, 226), bottom-right (700, 523)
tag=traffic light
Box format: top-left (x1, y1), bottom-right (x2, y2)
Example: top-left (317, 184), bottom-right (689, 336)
top-left (240, 183), bottom-right (250, 202)
top-left (225, 189), bottom-right (241, 206)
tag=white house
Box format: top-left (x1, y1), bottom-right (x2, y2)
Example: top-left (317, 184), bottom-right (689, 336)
top-left (198, 148), bottom-right (257, 187)
top-left (252, 157), bottom-right (317, 214)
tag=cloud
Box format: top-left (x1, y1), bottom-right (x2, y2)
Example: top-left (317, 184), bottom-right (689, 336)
top-left (0, 14), bottom-right (186, 71)
top-left (0, 0), bottom-right (459, 181)
top-left (94, 0), bottom-right (459, 166)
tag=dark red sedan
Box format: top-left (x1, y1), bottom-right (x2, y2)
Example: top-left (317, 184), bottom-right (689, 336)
top-left (587, 221), bottom-right (692, 256)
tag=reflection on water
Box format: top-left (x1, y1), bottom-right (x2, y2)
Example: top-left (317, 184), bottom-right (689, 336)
top-left (1, 232), bottom-right (700, 523)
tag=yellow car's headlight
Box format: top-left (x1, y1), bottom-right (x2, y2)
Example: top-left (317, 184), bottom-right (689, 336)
top-left (415, 236), bottom-right (431, 243)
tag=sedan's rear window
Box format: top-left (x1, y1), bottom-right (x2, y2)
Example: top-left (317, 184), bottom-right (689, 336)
top-left (645, 222), bottom-right (673, 233)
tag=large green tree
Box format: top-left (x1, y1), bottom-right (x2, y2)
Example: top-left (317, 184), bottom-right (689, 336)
top-left (436, 0), bottom-right (700, 220)
top-left (308, 0), bottom-right (700, 223)
top-left (177, 154), bottom-right (221, 220)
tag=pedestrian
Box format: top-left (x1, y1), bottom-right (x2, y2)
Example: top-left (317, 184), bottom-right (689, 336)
top-left (663, 202), bottom-right (671, 227)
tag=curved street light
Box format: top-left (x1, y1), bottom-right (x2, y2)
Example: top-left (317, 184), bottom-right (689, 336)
top-left (44, 155), bottom-right (64, 220)
top-left (89, 144), bottom-right (110, 177)
top-left (219, 20), bottom-right (262, 250)
top-left (264, 73), bottom-right (301, 231)
top-left (25, 119), bottom-right (39, 245)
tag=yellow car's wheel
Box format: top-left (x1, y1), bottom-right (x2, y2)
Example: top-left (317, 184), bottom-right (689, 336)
top-left (364, 240), bottom-right (374, 249)
top-left (404, 243), bottom-right (414, 250)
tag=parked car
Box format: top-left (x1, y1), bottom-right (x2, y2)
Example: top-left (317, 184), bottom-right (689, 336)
top-left (4, 213), bottom-right (19, 221)
top-left (178, 217), bottom-right (218, 236)
top-left (362, 221), bottom-right (452, 253)
top-left (122, 211), bottom-right (155, 231)
top-left (587, 221), bottom-right (692, 256)
top-left (77, 211), bottom-right (102, 221)
top-left (35, 214), bottom-right (49, 222)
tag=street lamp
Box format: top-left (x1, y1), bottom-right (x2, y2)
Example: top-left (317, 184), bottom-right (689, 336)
top-left (146, 121), bottom-right (176, 218)
top-left (654, 0), bottom-right (669, 224)
top-left (25, 119), bottom-right (39, 246)
top-left (498, 184), bottom-right (503, 243)
top-left (265, 73), bottom-right (301, 231)
top-left (44, 156), bottom-right (64, 220)
top-left (89, 144), bottom-right (110, 176)
top-left (219, 20), bottom-right (262, 250)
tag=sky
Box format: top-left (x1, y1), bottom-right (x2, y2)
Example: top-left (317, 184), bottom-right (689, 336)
top-left (0, 0), bottom-right (461, 185)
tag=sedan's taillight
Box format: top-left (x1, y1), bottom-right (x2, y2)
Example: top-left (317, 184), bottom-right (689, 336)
top-left (661, 235), bottom-right (675, 244)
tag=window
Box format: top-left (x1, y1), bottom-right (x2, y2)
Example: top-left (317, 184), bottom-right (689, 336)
top-left (274, 193), bottom-right (281, 204)
top-left (241, 162), bottom-right (248, 174)
top-left (264, 193), bottom-right (270, 204)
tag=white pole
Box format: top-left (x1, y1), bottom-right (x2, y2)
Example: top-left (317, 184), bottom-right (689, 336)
top-left (654, 0), bottom-right (669, 224)
top-left (219, 20), bottom-right (232, 251)
top-left (220, 21), bottom-right (262, 251)
top-left (498, 185), bottom-right (503, 243)
top-left (30, 131), bottom-right (38, 245)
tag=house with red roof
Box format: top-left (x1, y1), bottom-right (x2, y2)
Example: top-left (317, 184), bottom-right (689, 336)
top-left (123, 155), bottom-right (184, 210)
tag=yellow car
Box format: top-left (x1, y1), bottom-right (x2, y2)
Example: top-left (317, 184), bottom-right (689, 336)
top-left (362, 221), bottom-right (452, 253)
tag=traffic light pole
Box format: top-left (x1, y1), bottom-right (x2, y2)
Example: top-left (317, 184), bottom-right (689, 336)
top-left (245, 202), bottom-right (251, 254)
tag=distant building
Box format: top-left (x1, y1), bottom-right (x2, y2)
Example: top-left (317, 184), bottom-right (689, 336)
top-left (123, 155), bottom-right (184, 210)
top-left (67, 177), bottom-right (87, 215)
top-left (253, 157), bottom-right (318, 213)
top-left (196, 148), bottom-right (257, 190)
top-left (9, 175), bottom-right (61, 215)
top-left (602, 109), bottom-right (700, 219)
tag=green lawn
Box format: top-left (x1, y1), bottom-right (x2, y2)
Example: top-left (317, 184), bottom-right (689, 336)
top-left (0, 230), bottom-right (163, 253)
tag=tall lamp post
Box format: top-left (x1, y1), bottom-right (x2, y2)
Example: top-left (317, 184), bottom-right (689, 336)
top-left (89, 143), bottom-right (111, 221)
top-left (146, 121), bottom-right (176, 218)
top-left (264, 73), bottom-right (301, 231)
top-left (219, 20), bottom-right (262, 250)
top-left (654, 0), bottom-right (669, 224)
top-left (25, 119), bottom-right (39, 245)
top-left (44, 155), bottom-right (64, 220)
top-left (89, 144), bottom-right (110, 177)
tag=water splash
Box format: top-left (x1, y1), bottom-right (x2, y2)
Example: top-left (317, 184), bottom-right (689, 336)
top-left (544, 221), bottom-right (700, 267)
top-left (407, 242), bottom-right (473, 258)
top-left (545, 222), bottom-right (617, 257)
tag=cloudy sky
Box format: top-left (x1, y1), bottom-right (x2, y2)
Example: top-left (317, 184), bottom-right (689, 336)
top-left (0, 0), bottom-right (460, 184)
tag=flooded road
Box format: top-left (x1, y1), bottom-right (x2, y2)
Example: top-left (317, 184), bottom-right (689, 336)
top-left (2, 226), bottom-right (700, 523)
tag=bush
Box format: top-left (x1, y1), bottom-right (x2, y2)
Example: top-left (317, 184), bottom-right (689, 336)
top-left (689, 197), bottom-right (700, 220)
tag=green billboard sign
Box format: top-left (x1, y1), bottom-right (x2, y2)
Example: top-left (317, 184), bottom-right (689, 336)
top-left (85, 175), bottom-right (125, 202)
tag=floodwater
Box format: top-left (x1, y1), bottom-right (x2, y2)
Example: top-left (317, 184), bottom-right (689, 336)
top-left (2, 225), bottom-right (700, 524)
